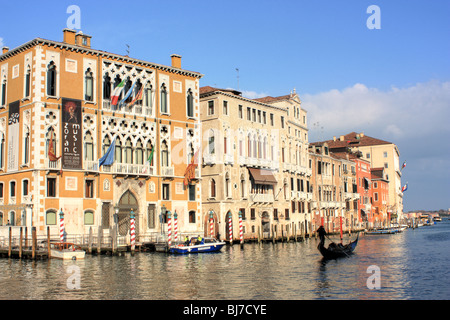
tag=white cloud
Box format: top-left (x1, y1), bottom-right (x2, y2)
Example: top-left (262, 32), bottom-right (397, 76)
top-left (242, 90), bottom-right (269, 99)
top-left (302, 80), bottom-right (450, 211)
top-left (0, 37), bottom-right (3, 47)
top-left (302, 80), bottom-right (450, 143)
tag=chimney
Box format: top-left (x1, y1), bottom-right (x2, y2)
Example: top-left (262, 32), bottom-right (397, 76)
top-left (2, 47), bottom-right (9, 54)
top-left (171, 54), bottom-right (182, 69)
top-left (360, 132), bottom-right (365, 138)
top-left (333, 136), bottom-right (336, 141)
top-left (75, 31), bottom-right (92, 48)
top-left (63, 29), bottom-right (77, 45)
top-left (339, 135), bottom-right (344, 141)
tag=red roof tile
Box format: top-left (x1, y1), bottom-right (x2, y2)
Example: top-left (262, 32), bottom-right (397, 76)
top-left (319, 132), bottom-right (392, 148)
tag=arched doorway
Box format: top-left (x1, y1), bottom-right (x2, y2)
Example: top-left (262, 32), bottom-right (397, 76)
top-left (203, 211), bottom-right (219, 238)
top-left (261, 211), bottom-right (270, 239)
top-left (117, 190), bottom-right (139, 236)
top-left (225, 211), bottom-right (233, 242)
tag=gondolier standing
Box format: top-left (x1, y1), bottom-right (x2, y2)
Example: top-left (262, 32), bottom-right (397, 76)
top-left (317, 226), bottom-right (326, 245)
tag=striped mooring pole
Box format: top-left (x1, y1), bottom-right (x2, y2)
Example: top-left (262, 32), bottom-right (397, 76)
top-left (130, 209), bottom-right (136, 252)
top-left (210, 211), bottom-right (214, 238)
top-left (174, 211), bottom-right (178, 243)
top-left (59, 209), bottom-right (65, 243)
top-left (167, 211), bottom-right (172, 247)
top-left (228, 212), bottom-right (233, 245)
top-left (239, 211), bottom-right (243, 247)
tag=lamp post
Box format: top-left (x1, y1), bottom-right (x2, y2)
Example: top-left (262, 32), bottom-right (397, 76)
top-left (113, 206), bottom-right (119, 253)
top-left (160, 204), bottom-right (166, 235)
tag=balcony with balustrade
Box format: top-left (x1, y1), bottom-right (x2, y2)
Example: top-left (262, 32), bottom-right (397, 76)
top-left (102, 99), bottom-right (153, 117)
top-left (250, 193), bottom-right (274, 203)
top-left (101, 163), bottom-right (154, 177)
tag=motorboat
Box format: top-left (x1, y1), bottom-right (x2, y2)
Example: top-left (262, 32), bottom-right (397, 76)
top-left (50, 242), bottom-right (86, 260)
top-left (169, 237), bottom-right (225, 254)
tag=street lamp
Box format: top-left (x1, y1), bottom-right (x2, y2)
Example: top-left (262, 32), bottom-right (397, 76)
top-left (114, 206), bottom-right (119, 224)
top-left (160, 204), bottom-right (166, 235)
top-left (113, 206), bottom-right (119, 252)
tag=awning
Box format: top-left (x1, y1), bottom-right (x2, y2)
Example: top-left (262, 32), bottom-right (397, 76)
top-left (248, 168), bottom-right (277, 185)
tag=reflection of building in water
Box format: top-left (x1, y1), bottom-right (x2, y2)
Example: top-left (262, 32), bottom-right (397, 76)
top-left (0, 29), bottom-right (203, 240)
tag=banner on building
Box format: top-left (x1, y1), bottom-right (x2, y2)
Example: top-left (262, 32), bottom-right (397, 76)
top-left (62, 98), bottom-right (82, 170)
top-left (7, 101), bottom-right (20, 172)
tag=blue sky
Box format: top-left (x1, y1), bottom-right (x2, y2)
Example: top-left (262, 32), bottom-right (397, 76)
top-left (1, 0), bottom-right (449, 212)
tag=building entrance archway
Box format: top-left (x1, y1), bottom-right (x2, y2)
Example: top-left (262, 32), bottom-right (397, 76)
top-left (117, 190), bottom-right (139, 236)
top-left (261, 211), bottom-right (270, 238)
top-left (204, 211), bottom-right (219, 238)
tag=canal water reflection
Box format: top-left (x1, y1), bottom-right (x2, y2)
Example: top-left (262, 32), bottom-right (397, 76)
top-left (1, 220), bottom-right (449, 300)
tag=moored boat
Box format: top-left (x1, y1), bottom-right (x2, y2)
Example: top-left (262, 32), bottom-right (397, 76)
top-left (50, 242), bottom-right (86, 260)
top-left (169, 237), bottom-right (225, 254)
top-left (365, 227), bottom-right (400, 235)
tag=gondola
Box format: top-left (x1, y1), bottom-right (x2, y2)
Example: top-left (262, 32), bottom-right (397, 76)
top-left (317, 226), bottom-right (359, 259)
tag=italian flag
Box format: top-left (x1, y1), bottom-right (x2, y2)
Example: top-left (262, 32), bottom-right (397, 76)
top-left (143, 147), bottom-right (154, 174)
top-left (111, 80), bottom-right (126, 106)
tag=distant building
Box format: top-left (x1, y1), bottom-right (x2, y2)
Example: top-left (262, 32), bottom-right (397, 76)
top-left (309, 143), bottom-right (346, 233)
top-left (0, 29), bottom-right (203, 240)
top-left (321, 132), bottom-right (403, 223)
top-left (371, 167), bottom-right (390, 227)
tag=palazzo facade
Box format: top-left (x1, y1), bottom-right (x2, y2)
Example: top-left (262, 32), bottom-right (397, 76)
top-left (199, 87), bottom-right (313, 241)
top-left (0, 29), bottom-right (203, 239)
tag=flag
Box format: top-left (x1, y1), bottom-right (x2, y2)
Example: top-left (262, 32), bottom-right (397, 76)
top-left (99, 137), bottom-right (116, 167)
top-left (118, 82), bottom-right (136, 108)
top-left (401, 161), bottom-right (406, 171)
top-left (184, 150), bottom-right (199, 186)
top-left (126, 86), bottom-right (144, 108)
top-left (111, 80), bottom-right (126, 106)
top-left (401, 183), bottom-right (408, 193)
top-left (143, 146), bottom-right (154, 174)
top-left (48, 130), bottom-right (61, 162)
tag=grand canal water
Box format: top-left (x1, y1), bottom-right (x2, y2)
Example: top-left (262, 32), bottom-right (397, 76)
top-left (1, 220), bottom-right (449, 300)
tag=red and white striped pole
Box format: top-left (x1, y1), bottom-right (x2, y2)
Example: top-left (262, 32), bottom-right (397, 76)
top-left (228, 212), bottom-right (233, 245)
top-left (174, 211), bottom-right (178, 243)
top-left (167, 211), bottom-right (172, 247)
top-left (59, 209), bottom-right (65, 243)
top-left (209, 211), bottom-right (214, 238)
top-left (239, 211), bottom-right (243, 246)
top-left (130, 209), bottom-right (136, 252)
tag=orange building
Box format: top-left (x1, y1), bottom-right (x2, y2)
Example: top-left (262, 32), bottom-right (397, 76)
top-left (371, 167), bottom-right (390, 227)
top-left (0, 29), bottom-right (203, 241)
top-left (353, 156), bottom-right (373, 229)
